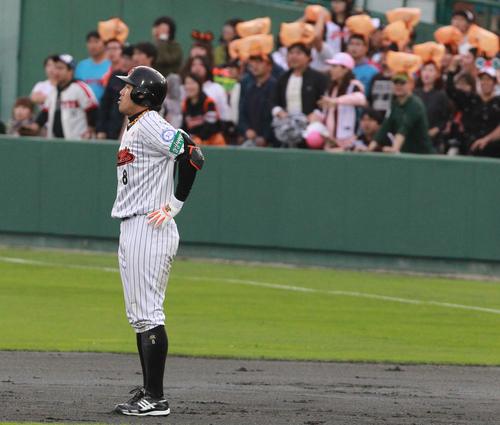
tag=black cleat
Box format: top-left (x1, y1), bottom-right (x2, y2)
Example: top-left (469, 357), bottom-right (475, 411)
top-left (114, 389), bottom-right (170, 416)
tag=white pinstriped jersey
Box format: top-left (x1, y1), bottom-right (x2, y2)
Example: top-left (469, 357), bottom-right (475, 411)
top-left (111, 111), bottom-right (185, 219)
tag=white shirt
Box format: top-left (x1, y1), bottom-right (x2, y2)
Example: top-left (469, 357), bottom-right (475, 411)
top-left (31, 80), bottom-right (55, 98)
top-left (202, 81), bottom-right (229, 121)
top-left (42, 80), bottom-right (98, 140)
top-left (286, 74), bottom-right (303, 114)
top-left (310, 43), bottom-right (334, 72)
top-left (111, 111), bottom-right (185, 219)
top-left (272, 47), bottom-right (289, 71)
top-left (325, 21), bottom-right (350, 56)
top-left (228, 82), bottom-right (241, 125)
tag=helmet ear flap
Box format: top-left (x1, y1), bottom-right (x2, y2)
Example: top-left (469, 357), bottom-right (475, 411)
top-left (131, 86), bottom-right (152, 107)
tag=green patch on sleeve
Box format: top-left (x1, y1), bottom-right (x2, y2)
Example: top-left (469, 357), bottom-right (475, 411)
top-left (169, 131), bottom-right (184, 155)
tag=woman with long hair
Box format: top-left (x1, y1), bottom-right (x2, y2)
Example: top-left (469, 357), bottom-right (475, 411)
top-left (413, 61), bottom-right (450, 153)
top-left (316, 52), bottom-right (367, 151)
top-left (180, 55), bottom-right (229, 122)
top-left (181, 72), bottom-right (226, 146)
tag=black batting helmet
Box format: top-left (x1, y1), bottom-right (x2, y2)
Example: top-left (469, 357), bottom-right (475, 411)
top-left (117, 66), bottom-right (167, 109)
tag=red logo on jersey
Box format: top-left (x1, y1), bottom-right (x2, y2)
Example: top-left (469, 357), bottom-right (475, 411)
top-left (61, 100), bottom-right (80, 108)
top-left (117, 148), bottom-right (135, 166)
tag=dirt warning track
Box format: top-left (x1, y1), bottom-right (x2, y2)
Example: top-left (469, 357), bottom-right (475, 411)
top-left (1, 351), bottom-right (500, 424)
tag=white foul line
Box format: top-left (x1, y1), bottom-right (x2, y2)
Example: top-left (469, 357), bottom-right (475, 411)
top-left (0, 256), bottom-right (120, 273)
top-left (1, 256), bottom-right (500, 315)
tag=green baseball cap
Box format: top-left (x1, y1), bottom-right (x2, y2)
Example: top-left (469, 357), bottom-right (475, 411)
top-left (392, 72), bottom-right (410, 83)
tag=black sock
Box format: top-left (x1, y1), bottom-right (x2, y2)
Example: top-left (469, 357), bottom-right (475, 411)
top-left (136, 333), bottom-right (146, 388)
top-left (140, 325), bottom-right (168, 399)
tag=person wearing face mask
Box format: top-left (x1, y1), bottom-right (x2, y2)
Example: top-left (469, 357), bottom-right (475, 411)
top-left (152, 16), bottom-right (183, 77)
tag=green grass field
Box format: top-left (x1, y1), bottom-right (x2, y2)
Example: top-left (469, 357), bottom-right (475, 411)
top-left (1, 246), bottom-right (500, 365)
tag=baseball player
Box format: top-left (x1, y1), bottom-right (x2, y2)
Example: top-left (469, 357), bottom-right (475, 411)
top-left (111, 66), bottom-right (203, 416)
top-left (32, 54), bottom-right (99, 139)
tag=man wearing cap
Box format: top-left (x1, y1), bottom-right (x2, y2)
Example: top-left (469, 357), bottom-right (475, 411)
top-left (373, 72), bottom-right (434, 154)
top-left (465, 66), bottom-right (500, 157)
top-left (32, 54), bottom-right (99, 140)
top-left (447, 57), bottom-right (500, 156)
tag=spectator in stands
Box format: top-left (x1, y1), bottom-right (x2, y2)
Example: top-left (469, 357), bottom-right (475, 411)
top-left (96, 45), bottom-right (134, 140)
top-left (413, 61), bottom-right (450, 153)
top-left (31, 54), bottom-right (99, 140)
top-left (367, 44), bottom-right (396, 117)
top-left (451, 9), bottom-right (474, 55)
top-left (368, 21), bottom-right (385, 64)
top-left (446, 57), bottom-right (500, 156)
top-left (297, 7), bottom-right (335, 72)
top-left (325, 0), bottom-right (353, 55)
top-left (100, 39), bottom-right (123, 89)
top-left (161, 73), bottom-right (184, 129)
top-left (152, 16), bottom-right (183, 77)
top-left (75, 31), bottom-right (111, 103)
top-left (443, 72), bottom-right (475, 154)
top-left (317, 52), bottom-right (367, 151)
top-left (271, 43), bottom-right (329, 148)
top-left (347, 34), bottom-right (380, 94)
top-left (214, 19), bottom-right (242, 67)
top-left (272, 35), bottom-right (288, 71)
top-left (373, 72), bottom-right (434, 154)
top-left (182, 72), bottom-right (226, 145)
top-left (455, 48), bottom-right (478, 80)
top-left (227, 58), bottom-right (245, 126)
top-left (238, 55), bottom-right (277, 147)
top-left (132, 41), bottom-right (157, 67)
top-left (440, 44), bottom-right (455, 76)
top-left (30, 55), bottom-right (57, 106)
top-left (225, 58), bottom-right (246, 144)
top-left (7, 97), bottom-right (36, 136)
top-left (354, 108), bottom-right (391, 151)
top-left (184, 55), bottom-right (229, 122)
top-left (180, 32), bottom-right (216, 71)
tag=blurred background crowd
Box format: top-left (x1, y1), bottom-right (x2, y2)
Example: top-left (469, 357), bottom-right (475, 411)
top-left (4, 0), bottom-right (500, 157)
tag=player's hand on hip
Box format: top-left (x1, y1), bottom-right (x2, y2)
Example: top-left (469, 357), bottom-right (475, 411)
top-left (147, 197), bottom-right (184, 229)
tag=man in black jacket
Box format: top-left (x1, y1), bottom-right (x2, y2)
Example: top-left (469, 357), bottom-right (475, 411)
top-left (271, 43), bottom-right (329, 147)
top-left (97, 45), bottom-right (134, 140)
top-left (238, 55), bottom-right (277, 147)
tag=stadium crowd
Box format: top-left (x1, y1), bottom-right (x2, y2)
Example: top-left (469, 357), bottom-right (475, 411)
top-left (4, 0), bottom-right (500, 157)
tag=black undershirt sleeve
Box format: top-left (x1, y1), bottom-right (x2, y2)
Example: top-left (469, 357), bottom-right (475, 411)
top-left (36, 110), bottom-right (48, 128)
top-left (86, 107), bottom-right (99, 127)
top-left (174, 158), bottom-right (197, 202)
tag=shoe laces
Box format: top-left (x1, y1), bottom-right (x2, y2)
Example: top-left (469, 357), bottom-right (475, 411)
top-left (127, 387), bottom-right (145, 403)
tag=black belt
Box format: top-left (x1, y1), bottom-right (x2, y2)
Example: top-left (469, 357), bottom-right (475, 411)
top-left (121, 214), bottom-right (138, 222)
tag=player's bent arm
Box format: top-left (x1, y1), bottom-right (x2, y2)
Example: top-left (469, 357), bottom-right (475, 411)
top-left (147, 134), bottom-right (204, 230)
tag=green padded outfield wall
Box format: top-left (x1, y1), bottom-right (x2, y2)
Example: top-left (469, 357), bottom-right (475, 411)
top-left (1, 136), bottom-right (500, 265)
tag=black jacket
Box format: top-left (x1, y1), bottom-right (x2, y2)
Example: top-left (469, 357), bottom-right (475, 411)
top-left (271, 67), bottom-right (329, 115)
top-left (96, 70), bottom-right (126, 139)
